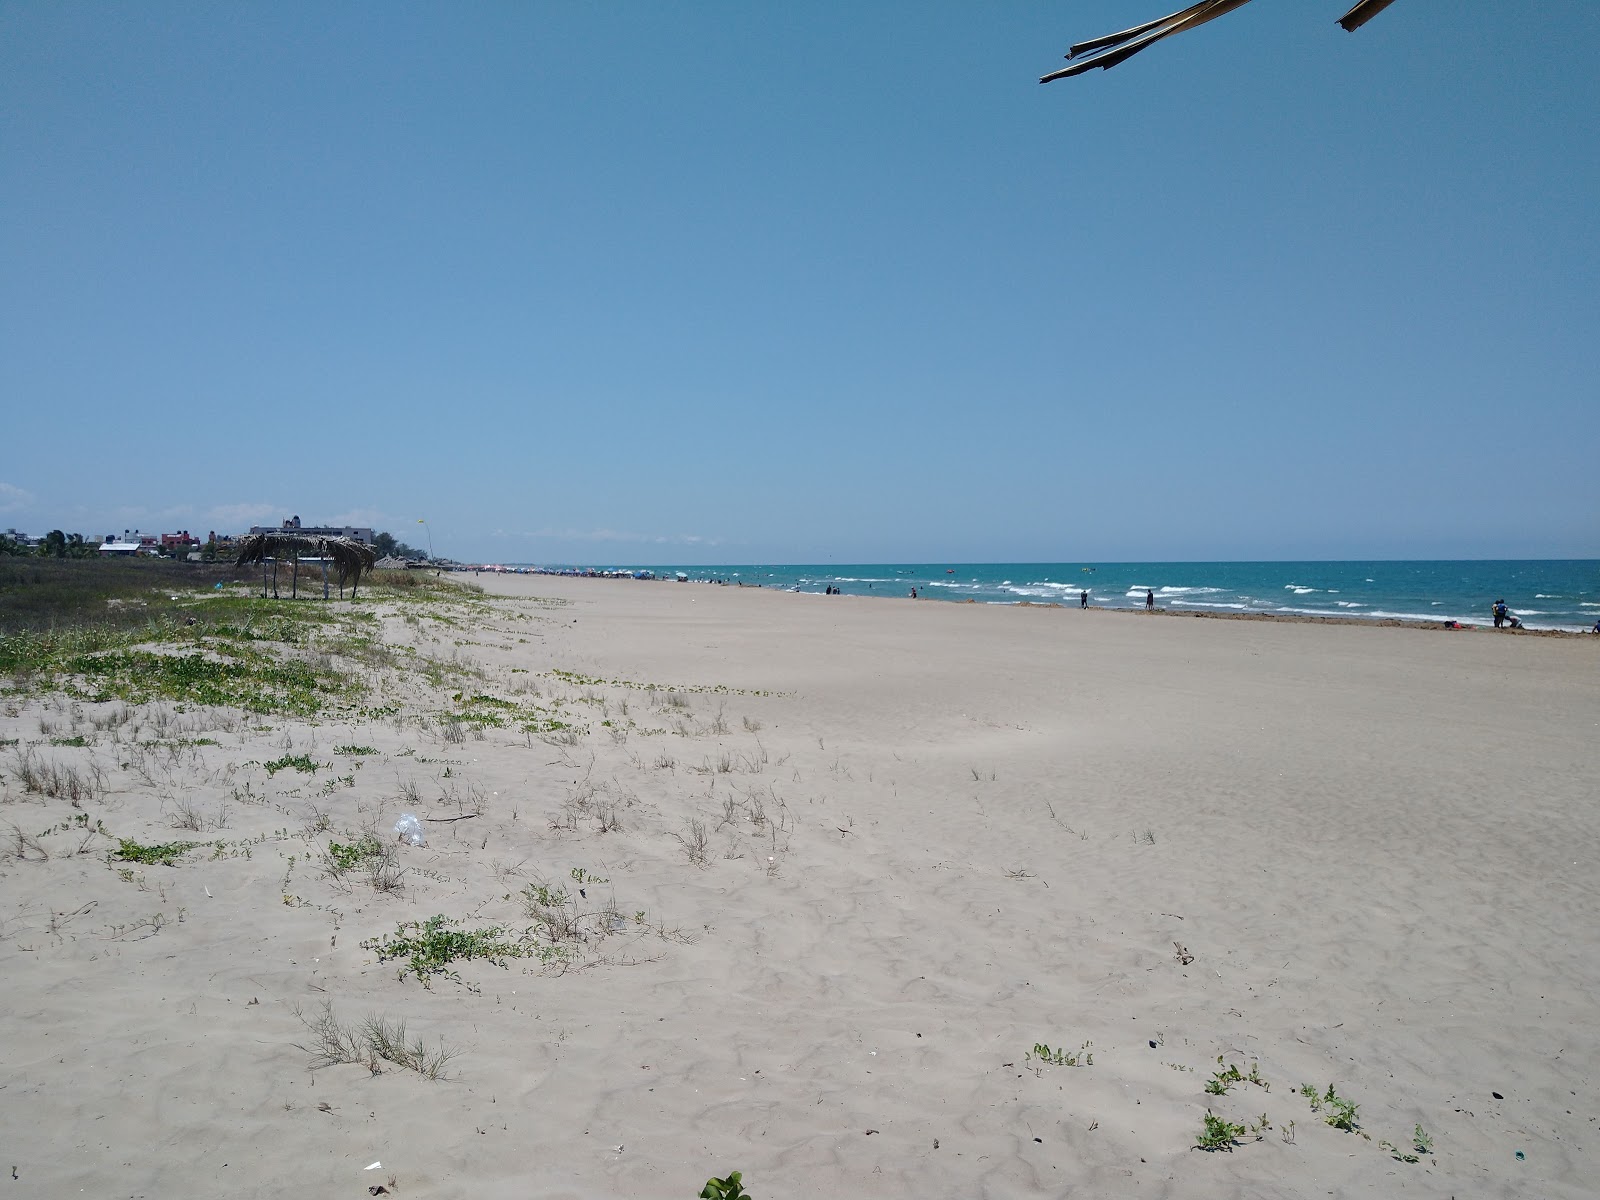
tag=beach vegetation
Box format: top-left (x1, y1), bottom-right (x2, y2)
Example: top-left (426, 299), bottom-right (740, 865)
top-left (1379, 1138), bottom-right (1420, 1163)
top-left (1205, 1062), bottom-right (1243, 1095)
top-left (165, 793), bottom-right (219, 831)
top-left (65, 649), bottom-right (336, 715)
top-left (1030, 1041), bottom-right (1093, 1067)
top-left (324, 834), bottom-right (386, 874)
top-left (1206, 1058), bottom-right (1268, 1095)
top-left (293, 1000), bottom-right (457, 1080)
top-left (675, 817), bottom-right (711, 866)
top-left (443, 691), bottom-right (578, 736)
top-left (263, 753), bottom-right (321, 776)
top-left (8, 744), bottom-right (104, 804)
top-left (1194, 1111), bottom-right (1247, 1152)
top-left (361, 914), bottom-right (565, 988)
top-left (699, 1171), bottom-right (750, 1199)
top-left (6, 822), bottom-right (52, 862)
top-left (547, 668), bottom-right (779, 698)
top-left (1302, 1083), bottom-right (1360, 1132)
top-left (0, 557), bottom-right (248, 636)
top-left (112, 836), bottom-right (201, 866)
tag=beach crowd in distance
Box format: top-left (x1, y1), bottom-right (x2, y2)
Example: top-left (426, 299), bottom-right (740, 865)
top-left (461, 561), bottom-right (1600, 634)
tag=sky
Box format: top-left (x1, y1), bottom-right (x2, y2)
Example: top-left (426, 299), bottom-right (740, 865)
top-left (3, 1), bottom-right (1597, 566)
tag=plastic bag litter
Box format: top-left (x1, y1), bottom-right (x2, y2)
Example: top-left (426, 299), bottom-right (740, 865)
top-left (394, 813), bottom-right (426, 847)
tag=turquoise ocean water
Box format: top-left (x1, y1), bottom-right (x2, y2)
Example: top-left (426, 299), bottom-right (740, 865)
top-left (511, 561), bottom-right (1600, 633)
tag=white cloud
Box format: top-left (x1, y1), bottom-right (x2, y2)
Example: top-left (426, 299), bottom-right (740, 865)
top-left (324, 508), bottom-right (386, 528)
top-left (111, 503), bottom-right (198, 525)
top-left (491, 527), bottom-right (723, 546)
top-left (206, 502), bottom-right (285, 530)
top-left (0, 482), bottom-right (35, 514)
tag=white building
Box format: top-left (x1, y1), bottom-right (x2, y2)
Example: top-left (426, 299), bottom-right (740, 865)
top-left (248, 515), bottom-right (375, 543)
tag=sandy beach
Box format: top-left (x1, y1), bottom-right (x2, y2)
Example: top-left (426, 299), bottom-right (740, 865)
top-left (3, 574), bottom-right (1598, 1199)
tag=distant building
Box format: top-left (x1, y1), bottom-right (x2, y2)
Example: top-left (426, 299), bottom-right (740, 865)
top-left (248, 515), bottom-right (375, 544)
top-left (161, 530), bottom-right (199, 550)
top-left (105, 529), bottom-right (159, 552)
top-left (3, 528), bottom-right (35, 548)
top-left (99, 541), bottom-right (141, 556)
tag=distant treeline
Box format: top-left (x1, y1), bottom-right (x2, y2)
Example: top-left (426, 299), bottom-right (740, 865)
top-left (1, 529), bottom-right (428, 561)
top-left (2, 531), bottom-right (101, 558)
top-left (372, 531), bottom-right (428, 561)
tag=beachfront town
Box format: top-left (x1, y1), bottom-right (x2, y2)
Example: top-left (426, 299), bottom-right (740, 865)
top-left (2, 517), bottom-right (379, 562)
top-left (0, 517), bottom-right (666, 579)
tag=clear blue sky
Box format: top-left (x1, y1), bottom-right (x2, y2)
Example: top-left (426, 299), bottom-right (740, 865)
top-left (3, 2), bottom-right (1596, 564)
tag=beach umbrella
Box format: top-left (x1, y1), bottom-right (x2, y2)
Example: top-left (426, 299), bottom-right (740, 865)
top-left (1040, 0), bottom-right (1397, 81)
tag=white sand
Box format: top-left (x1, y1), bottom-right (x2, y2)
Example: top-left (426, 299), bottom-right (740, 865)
top-left (3, 575), bottom-right (1597, 1198)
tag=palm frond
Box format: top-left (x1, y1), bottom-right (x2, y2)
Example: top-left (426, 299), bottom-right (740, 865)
top-left (1337, 0), bottom-right (1396, 33)
top-left (1042, 0), bottom-right (1395, 82)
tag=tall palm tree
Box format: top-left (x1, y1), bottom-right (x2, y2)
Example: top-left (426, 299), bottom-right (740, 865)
top-left (1041, 0), bottom-right (1396, 82)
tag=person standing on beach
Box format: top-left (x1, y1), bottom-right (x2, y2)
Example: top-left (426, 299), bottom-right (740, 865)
top-left (1146, 589), bottom-right (1155, 610)
top-left (1493, 599), bottom-right (1508, 628)
top-left (1080, 589), bottom-right (1088, 609)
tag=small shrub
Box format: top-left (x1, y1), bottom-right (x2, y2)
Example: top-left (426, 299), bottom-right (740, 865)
top-left (263, 753), bottom-right (320, 776)
top-left (294, 1001), bottom-right (456, 1080)
top-left (365, 843), bottom-right (406, 892)
top-left (1030, 1040), bottom-right (1093, 1067)
top-left (1304, 1084), bottom-right (1359, 1132)
top-left (9, 745), bottom-right (103, 804)
top-left (1195, 1111), bottom-right (1246, 1152)
top-left (676, 817), bottom-right (710, 866)
top-left (1205, 1058), bottom-right (1265, 1095)
top-left (166, 794), bottom-right (208, 831)
top-left (1206, 1061), bottom-right (1244, 1095)
top-left (360, 914), bottom-right (562, 988)
top-left (522, 880), bottom-right (583, 942)
top-left (325, 834), bottom-right (385, 873)
top-left (112, 836), bottom-right (199, 866)
top-left (700, 1172), bottom-right (750, 1200)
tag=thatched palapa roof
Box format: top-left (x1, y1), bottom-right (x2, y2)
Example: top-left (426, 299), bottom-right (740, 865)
top-left (235, 532), bottom-right (376, 596)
